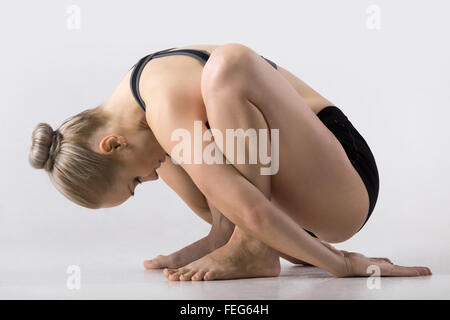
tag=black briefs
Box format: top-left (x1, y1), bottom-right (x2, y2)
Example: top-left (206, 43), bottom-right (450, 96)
top-left (304, 106), bottom-right (380, 238)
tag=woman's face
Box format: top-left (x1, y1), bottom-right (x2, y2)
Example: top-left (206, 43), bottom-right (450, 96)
top-left (96, 128), bottom-right (167, 208)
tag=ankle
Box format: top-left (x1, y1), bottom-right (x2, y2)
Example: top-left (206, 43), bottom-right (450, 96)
top-left (208, 226), bottom-right (234, 249)
top-left (230, 230), bottom-right (275, 258)
top-left (208, 232), bottom-right (231, 251)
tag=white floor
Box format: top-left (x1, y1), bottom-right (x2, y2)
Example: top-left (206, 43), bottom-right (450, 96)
top-left (1, 250), bottom-right (449, 299)
top-left (1, 199), bottom-right (449, 300)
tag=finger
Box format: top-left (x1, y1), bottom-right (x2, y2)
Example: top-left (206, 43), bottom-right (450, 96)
top-left (370, 257), bottom-right (393, 264)
top-left (380, 263), bottom-right (432, 277)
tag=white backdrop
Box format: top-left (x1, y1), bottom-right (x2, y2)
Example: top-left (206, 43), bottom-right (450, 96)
top-left (1, 0), bottom-right (449, 298)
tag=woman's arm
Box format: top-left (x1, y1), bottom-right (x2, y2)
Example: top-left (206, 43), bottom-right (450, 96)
top-left (145, 159), bottom-right (235, 269)
top-left (152, 92), bottom-right (349, 278)
top-left (157, 155), bottom-right (235, 242)
top-left (156, 156), bottom-right (212, 224)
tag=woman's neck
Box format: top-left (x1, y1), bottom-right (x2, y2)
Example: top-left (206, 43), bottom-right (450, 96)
top-left (102, 86), bottom-right (147, 133)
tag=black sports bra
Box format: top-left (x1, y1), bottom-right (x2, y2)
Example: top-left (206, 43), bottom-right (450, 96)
top-left (129, 47), bottom-right (278, 129)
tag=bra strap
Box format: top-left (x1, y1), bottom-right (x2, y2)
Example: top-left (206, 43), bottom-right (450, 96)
top-left (130, 47), bottom-right (177, 111)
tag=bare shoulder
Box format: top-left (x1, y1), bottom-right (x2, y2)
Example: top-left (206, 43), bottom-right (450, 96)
top-left (138, 43), bottom-right (237, 127)
top-left (141, 58), bottom-right (208, 152)
top-left (139, 42), bottom-right (332, 131)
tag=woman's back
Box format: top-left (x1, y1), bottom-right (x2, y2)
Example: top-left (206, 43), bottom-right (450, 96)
top-left (107, 43), bottom-right (334, 123)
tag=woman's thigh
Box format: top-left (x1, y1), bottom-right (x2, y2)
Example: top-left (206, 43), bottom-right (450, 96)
top-left (201, 44), bottom-right (369, 242)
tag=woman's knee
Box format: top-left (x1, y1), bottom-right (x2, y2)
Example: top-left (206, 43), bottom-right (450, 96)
top-left (201, 43), bottom-right (253, 101)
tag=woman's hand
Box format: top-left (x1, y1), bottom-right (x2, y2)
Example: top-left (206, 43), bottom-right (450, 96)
top-left (342, 250), bottom-right (432, 277)
top-left (317, 241), bottom-right (432, 277)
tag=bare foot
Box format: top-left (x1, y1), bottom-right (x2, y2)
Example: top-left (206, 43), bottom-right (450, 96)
top-left (144, 236), bottom-right (211, 269)
top-left (163, 227), bottom-right (281, 281)
top-left (144, 217), bottom-right (235, 270)
top-left (145, 199), bottom-right (236, 270)
top-left (145, 233), bottom-right (231, 270)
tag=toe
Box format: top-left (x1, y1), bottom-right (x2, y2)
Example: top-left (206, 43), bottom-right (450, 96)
top-left (169, 270), bottom-right (183, 281)
top-left (144, 259), bottom-right (162, 269)
top-left (163, 268), bottom-right (177, 278)
top-left (180, 270), bottom-right (196, 281)
top-left (145, 254), bottom-right (170, 269)
top-left (192, 271), bottom-right (206, 281)
top-left (204, 270), bottom-right (216, 281)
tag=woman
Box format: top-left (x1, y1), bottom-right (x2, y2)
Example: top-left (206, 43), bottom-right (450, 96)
top-left (29, 43), bottom-right (431, 281)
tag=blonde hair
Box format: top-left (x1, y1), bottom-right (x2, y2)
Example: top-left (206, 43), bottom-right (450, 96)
top-left (28, 106), bottom-right (148, 209)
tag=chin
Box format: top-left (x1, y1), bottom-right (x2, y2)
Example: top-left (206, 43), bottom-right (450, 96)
top-left (151, 170), bottom-right (159, 180)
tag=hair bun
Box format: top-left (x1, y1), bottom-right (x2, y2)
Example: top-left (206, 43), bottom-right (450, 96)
top-left (28, 123), bottom-right (62, 171)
